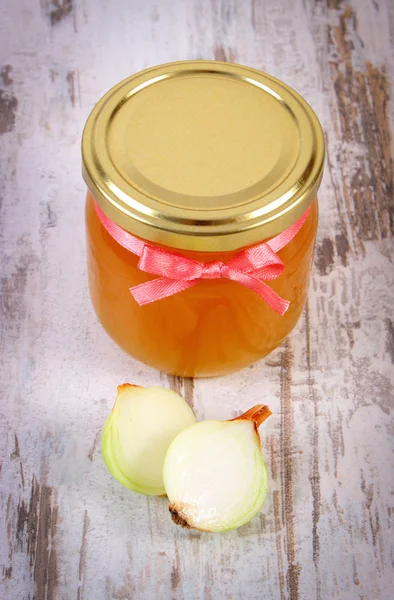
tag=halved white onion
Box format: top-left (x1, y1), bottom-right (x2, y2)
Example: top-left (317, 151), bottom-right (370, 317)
top-left (163, 405), bottom-right (271, 532)
top-left (102, 384), bottom-right (196, 496)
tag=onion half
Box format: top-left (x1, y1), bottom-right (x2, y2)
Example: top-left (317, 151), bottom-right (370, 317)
top-left (102, 384), bottom-right (196, 496)
top-left (163, 405), bottom-right (271, 532)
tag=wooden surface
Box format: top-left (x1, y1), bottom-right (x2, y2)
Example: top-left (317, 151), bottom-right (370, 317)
top-left (0, 1), bottom-right (393, 599)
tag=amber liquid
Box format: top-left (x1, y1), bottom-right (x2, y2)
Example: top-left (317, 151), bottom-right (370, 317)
top-left (86, 193), bottom-right (318, 377)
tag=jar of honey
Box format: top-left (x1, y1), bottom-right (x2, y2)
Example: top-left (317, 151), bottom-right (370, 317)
top-left (82, 61), bottom-right (324, 377)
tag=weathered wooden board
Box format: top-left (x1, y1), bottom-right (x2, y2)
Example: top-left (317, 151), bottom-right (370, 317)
top-left (0, 1), bottom-right (393, 599)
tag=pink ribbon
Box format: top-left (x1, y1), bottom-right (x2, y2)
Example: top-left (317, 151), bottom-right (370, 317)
top-left (94, 201), bottom-right (310, 315)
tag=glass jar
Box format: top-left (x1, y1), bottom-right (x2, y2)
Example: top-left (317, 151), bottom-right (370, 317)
top-left (82, 61), bottom-right (324, 377)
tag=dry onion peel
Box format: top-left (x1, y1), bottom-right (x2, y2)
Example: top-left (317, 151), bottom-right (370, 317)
top-left (163, 405), bottom-right (271, 532)
top-left (102, 384), bottom-right (196, 496)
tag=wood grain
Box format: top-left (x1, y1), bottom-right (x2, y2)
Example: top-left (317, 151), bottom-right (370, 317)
top-left (0, 0), bottom-right (393, 599)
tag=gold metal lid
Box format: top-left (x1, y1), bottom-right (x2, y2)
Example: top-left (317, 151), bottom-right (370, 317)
top-left (82, 61), bottom-right (325, 251)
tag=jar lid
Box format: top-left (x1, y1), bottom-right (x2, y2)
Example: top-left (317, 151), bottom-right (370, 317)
top-left (82, 61), bottom-right (325, 252)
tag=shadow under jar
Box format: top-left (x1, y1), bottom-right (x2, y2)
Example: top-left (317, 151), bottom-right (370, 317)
top-left (82, 61), bottom-right (325, 377)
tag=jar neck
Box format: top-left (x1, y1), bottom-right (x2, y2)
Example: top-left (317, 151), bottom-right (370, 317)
top-left (87, 192), bottom-right (318, 261)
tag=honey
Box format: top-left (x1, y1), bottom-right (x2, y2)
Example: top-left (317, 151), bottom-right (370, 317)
top-left (86, 192), bottom-right (318, 376)
top-left (82, 61), bottom-right (324, 376)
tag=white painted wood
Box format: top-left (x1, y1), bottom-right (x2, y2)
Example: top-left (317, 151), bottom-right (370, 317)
top-left (0, 1), bottom-right (393, 599)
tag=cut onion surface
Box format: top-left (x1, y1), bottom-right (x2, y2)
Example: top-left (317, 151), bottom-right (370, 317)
top-left (163, 405), bottom-right (271, 532)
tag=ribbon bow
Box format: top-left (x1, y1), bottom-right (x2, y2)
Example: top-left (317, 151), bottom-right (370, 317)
top-left (94, 201), bottom-right (310, 315)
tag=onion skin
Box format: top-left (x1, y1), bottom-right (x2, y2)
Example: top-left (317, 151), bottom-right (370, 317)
top-left (169, 505), bottom-right (192, 529)
top-left (116, 383), bottom-right (141, 395)
top-left (230, 404), bottom-right (272, 428)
